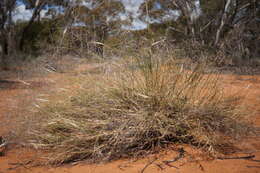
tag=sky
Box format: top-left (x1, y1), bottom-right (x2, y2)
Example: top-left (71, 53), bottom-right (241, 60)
top-left (13, 3), bottom-right (49, 22)
top-left (13, 0), bottom-right (147, 29)
top-left (13, 4), bottom-right (32, 22)
top-left (120, 0), bottom-right (147, 30)
top-left (13, 0), bottom-right (200, 30)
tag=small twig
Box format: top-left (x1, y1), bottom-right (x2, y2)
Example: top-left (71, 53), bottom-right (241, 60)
top-left (118, 159), bottom-right (137, 170)
top-left (163, 162), bottom-right (179, 169)
top-left (17, 79), bottom-right (31, 86)
top-left (8, 160), bottom-right (32, 170)
top-left (140, 158), bottom-right (157, 173)
top-left (246, 165), bottom-right (260, 168)
top-left (217, 155), bottom-right (255, 160)
top-left (118, 165), bottom-right (125, 171)
top-left (162, 148), bottom-right (185, 169)
top-left (118, 163), bottom-right (130, 170)
top-left (151, 39), bottom-right (166, 47)
top-left (9, 160), bottom-right (32, 166)
top-left (168, 26), bottom-right (185, 34)
top-left (163, 148), bottom-right (185, 164)
top-left (200, 19), bottom-right (214, 33)
top-left (154, 163), bottom-right (165, 170)
top-left (249, 159), bottom-right (260, 162)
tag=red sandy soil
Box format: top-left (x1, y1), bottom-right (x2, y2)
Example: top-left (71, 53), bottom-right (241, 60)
top-left (0, 64), bottom-right (260, 173)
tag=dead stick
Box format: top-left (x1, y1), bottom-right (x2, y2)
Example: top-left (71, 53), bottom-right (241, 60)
top-left (154, 163), bottom-right (164, 170)
top-left (250, 159), bottom-right (260, 162)
top-left (163, 148), bottom-right (185, 164)
top-left (8, 160), bottom-right (32, 170)
top-left (217, 155), bottom-right (255, 160)
top-left (246, 165), bottom-right (260, 168)
top-left (140, 158), bottom-right (157, 173)
top-left (163, 162), bottom-right (179, 169)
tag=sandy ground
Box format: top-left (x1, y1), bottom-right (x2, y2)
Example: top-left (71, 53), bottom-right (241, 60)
top-left (0, 63), bottom-right (260, 173)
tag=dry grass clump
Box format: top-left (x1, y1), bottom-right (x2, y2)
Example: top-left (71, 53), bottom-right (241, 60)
top-left (29, 52), bottom-right (252, 164)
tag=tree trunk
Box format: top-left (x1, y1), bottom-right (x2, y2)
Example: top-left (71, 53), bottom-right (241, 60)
top-left (0, 44), bottom-right (4, 69)
top-left (19, 1), bottom-right (46, 51)
top-left (175, 0), bottom-right (196, 38)
top-left (214, 0), bottom-right (232, 46)
top-left (0, 37), bottom-right (9, 70)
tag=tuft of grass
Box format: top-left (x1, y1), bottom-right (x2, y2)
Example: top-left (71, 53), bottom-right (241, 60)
top-left (28, 52), bottom-right (253, 164)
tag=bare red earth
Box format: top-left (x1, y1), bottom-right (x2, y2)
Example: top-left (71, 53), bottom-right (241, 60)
top-left (0, 65), bottom-right (259, 173)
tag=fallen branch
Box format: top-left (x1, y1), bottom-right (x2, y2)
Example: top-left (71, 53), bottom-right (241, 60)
top-left (217, 155), bottom-right (255, 160)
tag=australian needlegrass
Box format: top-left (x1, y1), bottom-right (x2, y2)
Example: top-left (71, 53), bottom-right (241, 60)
top-left (28, 51), bottom-right (253, 164)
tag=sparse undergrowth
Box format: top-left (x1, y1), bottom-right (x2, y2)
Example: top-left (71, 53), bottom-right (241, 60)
top-left (27, 53), bottom-right (254, 164)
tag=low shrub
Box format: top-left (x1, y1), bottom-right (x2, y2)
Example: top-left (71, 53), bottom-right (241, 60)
top-left (29, 52), bottom-right (253, 164)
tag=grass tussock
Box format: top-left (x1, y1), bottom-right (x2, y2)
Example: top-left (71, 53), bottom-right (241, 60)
top-left (29, 52), bottom-right (253, 164)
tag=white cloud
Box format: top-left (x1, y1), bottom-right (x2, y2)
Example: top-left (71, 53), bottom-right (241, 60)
top-left (162, 10), bottom-right (181, 22)
top-left (131, 19), bottom-right (147, 30)
top-left (13, 4), bottom-right (49, 22)
top-left (120, 0), bottom-right (146, 30)
top-left (40, 9), bottom-right (49, 19)
top-left (120, 0), bottom-right (179, 30)
top-left (121, 0), bottom-right (144, 18)
top-left (122, 18), bottom-right (147, 30)
top-left (81, 1), bottom-right (94, 9)
top-left (13, 4), bottom-right (32, 22)
top-left (191, 0), bottom-right (201, 21)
